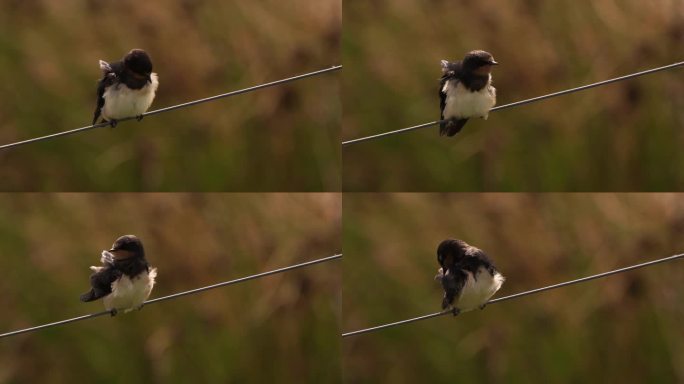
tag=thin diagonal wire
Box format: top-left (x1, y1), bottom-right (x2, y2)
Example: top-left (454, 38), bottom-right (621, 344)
top-left (146, 253), bottom-right (341, 305)
top-left (341, 252), bottom-right (684, 338)
top-left (0, 253), bottom-right (342, 339)
top-left (341, 61), bottom-right (684, 146)
top-left (0, 65), bottom-right (342, 151)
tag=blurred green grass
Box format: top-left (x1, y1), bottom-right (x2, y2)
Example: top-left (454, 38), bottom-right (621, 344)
top-left (342, 0), bottom-right (684, 191)
top-left (343, 193), bottom-right (684, 383)
top-left (0, 193), bottom-right (341, 383)
top-left (0, 0), bottom-right (340, 191)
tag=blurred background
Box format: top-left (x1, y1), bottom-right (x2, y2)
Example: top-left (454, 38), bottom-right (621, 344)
top-left (0, 0), bottom-right (340, 191)
top-left (343, 193), bottom-right (684, 383)
top-left (0, 193), bottom-right (341, 383)
top-left (342, 0), bottom-right (684, 191)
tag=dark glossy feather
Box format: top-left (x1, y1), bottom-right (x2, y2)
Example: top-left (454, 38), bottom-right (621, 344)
top-left (436, 239), bottom-right (499, 308)
top-left (79, 254), bottom-right (149, 302)
top-left (92, 61), bottom-right (122, 125)
top-left (438, 61), bottom-right (471, 136)
top-left (80, 267), bottom-right (121, 302)
top-left (440, 269), bottom-right (467, 309)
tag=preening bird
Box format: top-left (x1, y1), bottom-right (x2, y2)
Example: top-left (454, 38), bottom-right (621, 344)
top-left (439, 50), bottom-right (498, 137)
top-left (92, 49), bottom-right (159, 127)
top-left (80, 235), bottom-right (157, 316)
top-left (435, 239), bottom-right (504, 315)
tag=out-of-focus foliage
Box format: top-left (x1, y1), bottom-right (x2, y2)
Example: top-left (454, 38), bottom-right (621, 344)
top-left (343, 194), bottom-right (684, 383)
top-left (0, 193), bottom-right (341, 383)
top-left (0, 0), bottom-right (340, 191)
top-left (342, 0), bottom-right (684, 191)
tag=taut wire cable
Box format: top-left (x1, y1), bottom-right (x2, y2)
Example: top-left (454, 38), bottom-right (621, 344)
top-left (342, 252), bottom-right (684, 337)
top-left (0, 253), bottom-right (342, 339)
top-left (342, 61), bottom-right (684, 146)
top-left (0, 65), bottom-right (342, 150)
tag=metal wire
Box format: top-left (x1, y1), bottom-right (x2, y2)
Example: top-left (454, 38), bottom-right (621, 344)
top-left (0, 253), bottom-right (342, 339)
top-left (341, 252), bottom-right (684, 338)
top-left (0, 65), bottom-right (342, 151)
top-left (341, 61), bottom-right (684, 146)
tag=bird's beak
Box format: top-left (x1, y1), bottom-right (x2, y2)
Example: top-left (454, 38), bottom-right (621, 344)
top-left (108, 248), bottom-right (116, 252)
top-left (489, 60), bottom-right (499, 65)
top-left (146, 75), bottom-right (152, 82)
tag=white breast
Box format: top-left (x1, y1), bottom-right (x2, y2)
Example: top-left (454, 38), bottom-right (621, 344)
top-left (456, 267), bottom-right (505, 311)
top-left (442, 76), bottom-right (496, 120)
top-left (103, 268), bottom-right (157, 313)
top-left (102, 73), bottom-right (159, 121)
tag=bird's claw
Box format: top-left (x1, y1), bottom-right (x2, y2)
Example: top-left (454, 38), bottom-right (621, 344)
top-left (136, 115), bottom-right (144, 122)
top-left (109, 309), bottom-right (118, 317)
top-left (109, 119), bottom-right (118, 128)
top-left (451, 307), bottom-right (460, 317)
top-left (479, 303), bottom-right (488, 310)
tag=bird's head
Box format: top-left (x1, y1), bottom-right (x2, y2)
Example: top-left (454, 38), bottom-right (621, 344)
top-left (437, 238), bottom-right (469, 270)
top-left (109, 235), bottom-right (145, 260)
top-left (124, 49), bottom-right (153, 81)
top-left (462, 50), bottom-right (498, 76)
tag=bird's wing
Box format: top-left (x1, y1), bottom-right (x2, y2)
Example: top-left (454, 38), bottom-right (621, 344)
top-left (438, 60), bottom-right (462, 122)
top-left (440, 269), bottom-right (468, 309)
top-left (439, 74), bottom-right (469, 136)
top-left (439, 76), bottom-right (448, 121)
top-left (80, 266), bottom-right (122, 302)
top-left (92, 60), bottom-right (124, 124)
top-left (92, 77), bottom-right (107, 125)
top-left (460, 248), bottom-right (496, 276)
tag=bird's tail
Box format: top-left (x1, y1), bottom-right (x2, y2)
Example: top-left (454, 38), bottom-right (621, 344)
top-left (439, 118), bottom-right (469, 137)
top-left (441, 295), bottom-right (453, 310)
top-left (80, 289), bottom-right (97, 302)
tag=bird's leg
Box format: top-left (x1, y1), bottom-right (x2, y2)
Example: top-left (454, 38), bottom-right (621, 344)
top-left (136, 114), bottom-right (144, 122)
top-left (109, 119), bottom-right (118, 128)
top-left (109, 308), bottom-right (118, 317)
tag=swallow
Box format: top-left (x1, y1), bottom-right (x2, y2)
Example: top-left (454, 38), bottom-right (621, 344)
top-left (439, 50), bottom-right (498, 136)
top-left (92, 49), bottom-right (159, 127)
top-left (80, 235), bottom-right (157, 316)
top-left (435, 239), bottom-right (505, 315)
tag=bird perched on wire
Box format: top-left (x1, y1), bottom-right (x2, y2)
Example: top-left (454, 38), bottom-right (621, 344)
top-left (435, 239), bottom-right (504, 315)
top-left (80, 235), bottom-right (157, 316)
top-left (439, 50), bottom-right (498, 137)
top-left (92, 49), bottom-right (159, 127)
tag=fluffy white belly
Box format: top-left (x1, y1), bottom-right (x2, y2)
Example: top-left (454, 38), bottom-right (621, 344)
top-left (102, 73), bottom-right (159, 121)
top-left (442, 78), bottom-right (496, 120)
top-left (456, 267), bottom-right (505, 311)
top-left (103, 268), bottom-right (157, 313)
